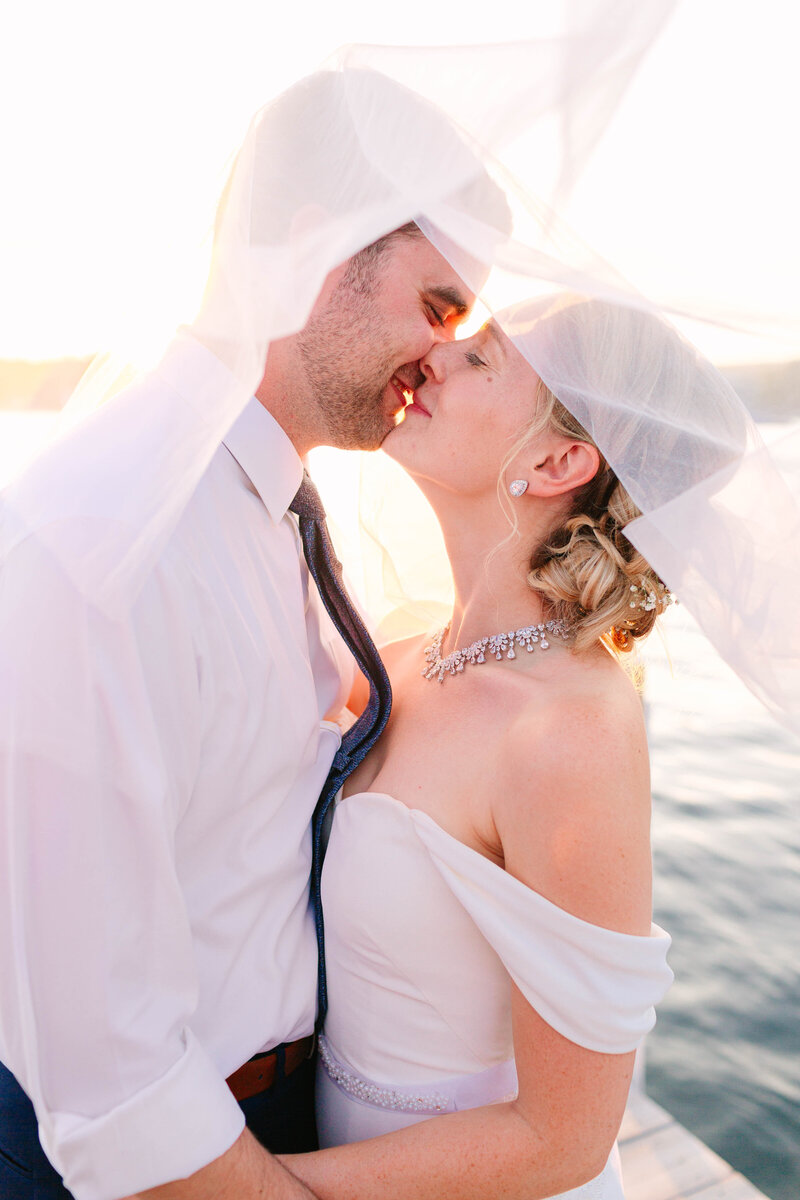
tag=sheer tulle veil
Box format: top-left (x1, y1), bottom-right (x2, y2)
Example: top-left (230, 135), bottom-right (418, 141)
top-left (2, 0), bottom-right (798, 734)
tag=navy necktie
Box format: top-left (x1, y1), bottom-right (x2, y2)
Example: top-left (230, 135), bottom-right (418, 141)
top-left (290, 470), bottom-right (392, 1024)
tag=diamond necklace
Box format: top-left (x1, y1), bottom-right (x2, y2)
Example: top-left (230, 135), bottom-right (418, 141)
top-left (422, 618), bottom-right (572, 683)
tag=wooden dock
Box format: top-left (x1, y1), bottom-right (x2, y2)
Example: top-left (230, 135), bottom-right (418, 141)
top-left (619, 1091), bottom-right (772, 1200)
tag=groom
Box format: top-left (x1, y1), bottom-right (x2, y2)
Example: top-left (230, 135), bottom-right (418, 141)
top-left (0, 71), bottom-right (504, 1200)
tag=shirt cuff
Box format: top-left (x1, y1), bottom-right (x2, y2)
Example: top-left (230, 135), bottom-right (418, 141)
top-left (40, 1031), bottom-right (246, 1200)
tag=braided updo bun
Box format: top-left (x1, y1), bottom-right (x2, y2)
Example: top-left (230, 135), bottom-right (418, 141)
top-left (525, 379), bottom-right (673, 653)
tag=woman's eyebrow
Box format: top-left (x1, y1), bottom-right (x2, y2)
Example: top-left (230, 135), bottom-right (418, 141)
top-left (484, 319), bottom-right (507, 358)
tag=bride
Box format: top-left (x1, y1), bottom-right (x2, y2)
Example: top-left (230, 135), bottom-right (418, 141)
top-left (274, 294), bottom-right (719, 1199)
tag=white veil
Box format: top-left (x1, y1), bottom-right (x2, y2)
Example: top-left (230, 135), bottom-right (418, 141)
top-left (2, 0), bottom-right (798, 733)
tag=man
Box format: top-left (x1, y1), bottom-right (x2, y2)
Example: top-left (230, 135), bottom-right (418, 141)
top-left (0, 69), bottom-right (504, 1200)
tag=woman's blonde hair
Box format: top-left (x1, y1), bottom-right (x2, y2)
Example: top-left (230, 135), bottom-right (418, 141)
top-left (518, 378), bottom-right (669, 654)
top-left (496, 294), bottom-right (748, 654)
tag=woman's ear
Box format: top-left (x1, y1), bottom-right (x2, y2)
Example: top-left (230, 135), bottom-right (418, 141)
top-left (523, 437), bottom-right (600, 498)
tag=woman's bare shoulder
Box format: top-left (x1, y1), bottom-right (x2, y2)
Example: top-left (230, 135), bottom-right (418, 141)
top-left (512, 649), bottom-right (647, 767)
top-left (495, 654), bottom-right (653, 933)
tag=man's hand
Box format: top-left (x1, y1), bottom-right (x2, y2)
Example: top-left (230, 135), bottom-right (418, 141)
top-left (126, 1129), bottom-right (319, 1200)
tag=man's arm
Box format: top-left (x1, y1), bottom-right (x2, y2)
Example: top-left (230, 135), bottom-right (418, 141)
top-left (127, 1130), bottom-right (318, 1200)
top-left (0, 530), bottom-right (311, 1199)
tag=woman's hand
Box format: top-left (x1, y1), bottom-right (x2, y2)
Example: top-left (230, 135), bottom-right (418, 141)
top-left (323, 705), bottom-right (359, 735)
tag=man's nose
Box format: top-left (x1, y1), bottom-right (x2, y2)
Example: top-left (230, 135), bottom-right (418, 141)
top-left (416, 308), bottom-right (458, 361)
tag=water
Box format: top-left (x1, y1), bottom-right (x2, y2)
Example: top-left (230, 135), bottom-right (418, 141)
top-left (1, 413), bottom-right (798, 1196)
top-left (639, 422), bottom-right (800, 1199)
top-left (642, 606), bottom-right (799, 1199)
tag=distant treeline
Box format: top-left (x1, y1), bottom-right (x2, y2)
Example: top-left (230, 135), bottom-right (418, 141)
top-left (0, 358), bottom-right (92, 412)
top-left (0, 355), bottom-right (799, 420)
top-left (721, 360), bottom-right (800, 421)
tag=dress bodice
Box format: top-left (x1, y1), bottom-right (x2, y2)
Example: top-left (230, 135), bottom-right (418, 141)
top-left (321, 791), bottom-right (673, 1088)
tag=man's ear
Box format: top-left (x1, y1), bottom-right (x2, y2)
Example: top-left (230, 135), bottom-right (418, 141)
top-left (523, 438), bottom-right (601, 498)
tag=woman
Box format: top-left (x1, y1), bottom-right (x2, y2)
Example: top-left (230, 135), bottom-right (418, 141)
top-left (273, 294), bottom-right (738, 1198)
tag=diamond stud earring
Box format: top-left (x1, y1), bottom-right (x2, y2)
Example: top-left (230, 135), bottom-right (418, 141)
top-left (509, 479), bottom-right (529, 497)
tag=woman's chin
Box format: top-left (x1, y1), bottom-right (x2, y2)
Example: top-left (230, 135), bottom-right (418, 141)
top-left (380, 424), bottom-right (407, 462)
top-left (381, 423), bottom-right (440, 491)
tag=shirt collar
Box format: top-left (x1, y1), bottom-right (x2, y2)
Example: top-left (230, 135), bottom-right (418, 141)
top-left (223, 397), bottom-right (304, 524)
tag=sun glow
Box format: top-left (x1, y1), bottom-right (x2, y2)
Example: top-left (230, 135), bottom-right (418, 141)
top-left (1, 2), bottom-right (798, 368)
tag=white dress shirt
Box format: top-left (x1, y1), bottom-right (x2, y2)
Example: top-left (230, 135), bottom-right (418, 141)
top-left (0, 340), bottom-right (353, 1199)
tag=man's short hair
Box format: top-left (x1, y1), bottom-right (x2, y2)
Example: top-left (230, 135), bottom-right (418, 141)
top-left (217, 70), bottom-right (511, 253)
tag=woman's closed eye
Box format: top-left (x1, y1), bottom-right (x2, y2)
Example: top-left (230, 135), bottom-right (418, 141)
top-left (465, 350), bottom-right (488, 368)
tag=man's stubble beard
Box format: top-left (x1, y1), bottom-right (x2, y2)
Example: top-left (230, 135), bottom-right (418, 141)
top-left (296, 272), bottom-right (401, 451)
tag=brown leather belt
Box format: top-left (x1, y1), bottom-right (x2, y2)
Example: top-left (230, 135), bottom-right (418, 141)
top-left (226, 1035), bottom-right (315, 1102)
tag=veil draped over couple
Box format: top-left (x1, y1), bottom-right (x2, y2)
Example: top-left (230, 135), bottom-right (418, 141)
top-left (1, 4), bottom-right (798, 1199)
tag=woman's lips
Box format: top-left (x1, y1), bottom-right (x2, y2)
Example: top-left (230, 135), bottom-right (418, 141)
top-left (405, 393), bottom-right (431, 418)
top-left (388, 375), bottom-right (431, 419)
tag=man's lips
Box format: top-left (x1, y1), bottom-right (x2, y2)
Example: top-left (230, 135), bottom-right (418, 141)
top-left (389, 375), bottom-right (410, 411)
top-left (388, 374), bottom-right (431, 419)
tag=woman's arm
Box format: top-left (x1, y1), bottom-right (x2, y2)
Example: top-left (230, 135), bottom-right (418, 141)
top-left (280, 1001), bottom-right (631, 1200)
top-left (279, 689), bottom-right (652, 1200)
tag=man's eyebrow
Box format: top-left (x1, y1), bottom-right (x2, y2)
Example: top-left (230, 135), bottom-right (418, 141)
top-left (427, 285), bottom-right (470, 316)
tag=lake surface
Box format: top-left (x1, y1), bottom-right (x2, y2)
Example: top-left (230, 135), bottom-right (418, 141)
top-left (1, 413), bottom-right (798, 1197)
top-left (636, 423), bottom-right (799, 1199)
top-left (642, 602), bottom-right (799, 1199)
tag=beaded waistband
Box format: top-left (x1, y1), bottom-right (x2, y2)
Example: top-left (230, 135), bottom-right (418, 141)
top-left (318, 1035), bottom-right (517, 1115)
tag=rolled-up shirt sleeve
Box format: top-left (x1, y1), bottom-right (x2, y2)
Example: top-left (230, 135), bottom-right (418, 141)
top-left (0, 522), bottom-right (245, 1199)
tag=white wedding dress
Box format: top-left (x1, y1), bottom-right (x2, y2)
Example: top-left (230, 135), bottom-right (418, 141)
top-left (316, 791), bottom-right (673, 1199)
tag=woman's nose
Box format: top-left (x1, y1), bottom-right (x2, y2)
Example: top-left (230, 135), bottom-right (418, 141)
top-left (420, 341), bottom-right (449, 382)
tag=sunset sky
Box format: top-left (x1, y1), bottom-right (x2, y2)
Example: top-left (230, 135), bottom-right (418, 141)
top-left (1, 0), bottom-right (798, 365)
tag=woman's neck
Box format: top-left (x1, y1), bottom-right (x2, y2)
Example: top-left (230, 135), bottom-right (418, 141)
top-left (434, 493), bottom-right (554, 650)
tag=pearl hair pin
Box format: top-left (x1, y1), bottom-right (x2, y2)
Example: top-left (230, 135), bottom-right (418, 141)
top-left (422, 619), bottom-right (572, 683)
top-left (628, 581), bottom-right (676, 613)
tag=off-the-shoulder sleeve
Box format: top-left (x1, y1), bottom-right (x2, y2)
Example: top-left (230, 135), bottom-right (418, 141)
top-left (410, 810), bottom-right (673, 1054)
